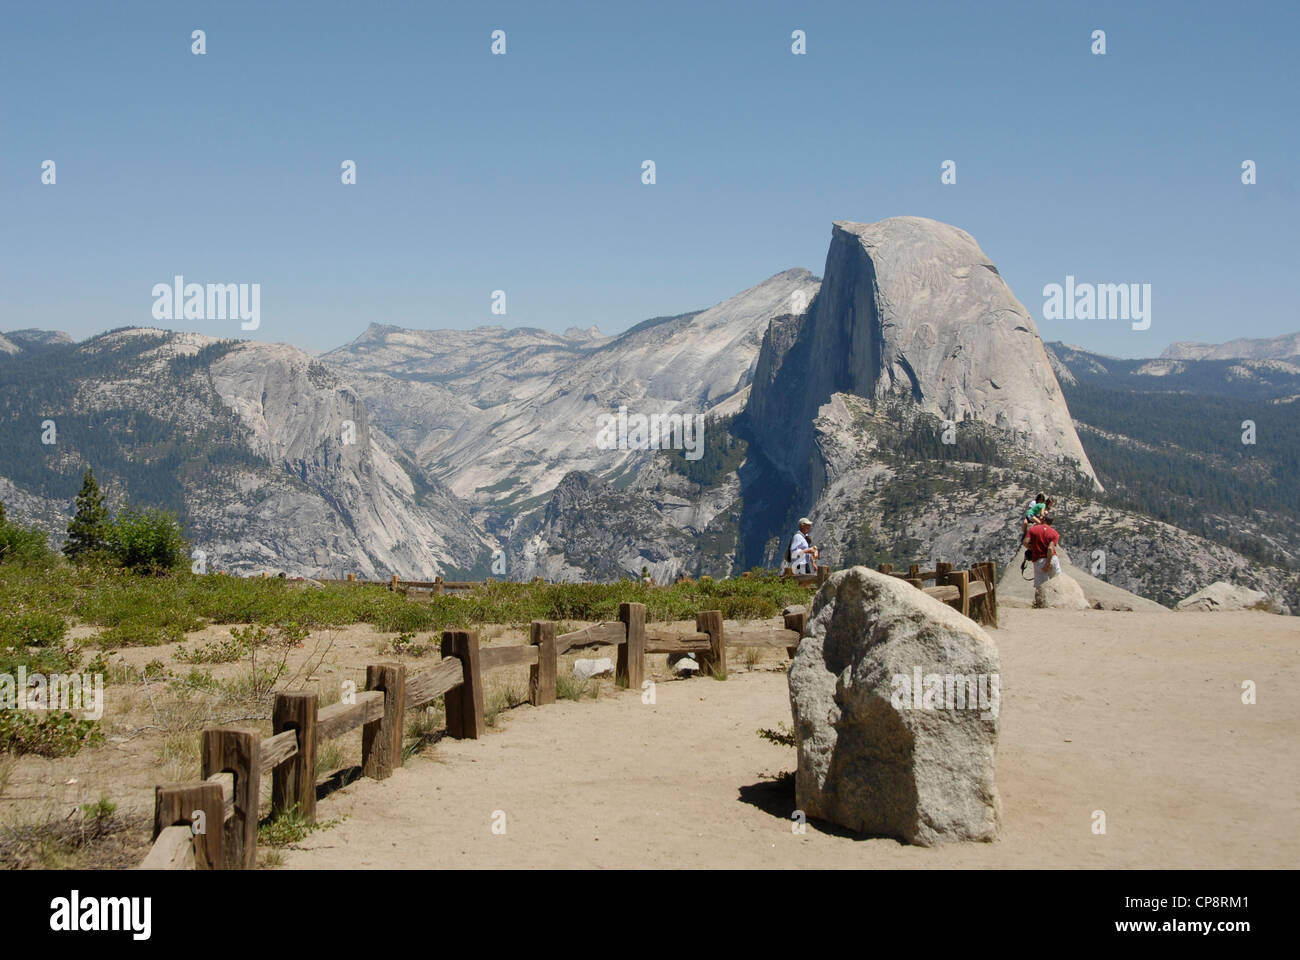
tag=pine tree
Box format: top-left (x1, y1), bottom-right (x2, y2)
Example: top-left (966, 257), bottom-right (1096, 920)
top-left (64, 468), bottom-right (110, 561)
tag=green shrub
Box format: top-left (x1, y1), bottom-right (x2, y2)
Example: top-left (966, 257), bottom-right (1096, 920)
top-left (0, 520), bottom-right (55, 567)
top-left (175, 634), bottom-right (250, 664)
top-left (74, 570), bottom-right (204, 641)
top-left (258, 805), bottom-right (339, 846)
top-left (107, 508), bottom-right (189, 574)
top-left (0, 609), bottom-right (68, 648)
top-left (0, 710), bottom-right (103, 757)
top-left (757, 722), bottom-right (795, 748)
top-left (0, 644), bottom-right (80, 681)
top-left (170, 667), bottom-right (220, 693)
top-left (389, 632), bottom-right (435, 657)
top-left (80, 794), bottom-right (117, 824)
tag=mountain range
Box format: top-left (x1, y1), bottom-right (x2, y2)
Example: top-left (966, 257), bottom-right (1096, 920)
top-left (2, 216), bottom-right (1296, 610)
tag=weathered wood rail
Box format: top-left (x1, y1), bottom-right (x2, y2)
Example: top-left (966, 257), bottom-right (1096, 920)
top-left (138, 601), bottom-right (804, 870)
top-left (874, 560), bottom-right (999, 628)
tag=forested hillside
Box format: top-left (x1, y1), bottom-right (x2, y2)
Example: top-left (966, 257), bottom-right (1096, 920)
top-left (0, 332), bottom-right (262, 523)
top-left (1051, 343), bottom-right (1300, 567)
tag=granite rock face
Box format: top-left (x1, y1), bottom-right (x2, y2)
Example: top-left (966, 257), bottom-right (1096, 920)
top-left (0, 328), bottom-right (496, 579)
top-left (789, 567), bottom-right (1002, 846)
top-left (325, 269), bottom-right (822, 505)
top-left (747, 217), bottom-right (1097, 496)
top-left (1176, 580), bottom-right (1286, 614)
top-left (207, 341), bottom-right (495, 578)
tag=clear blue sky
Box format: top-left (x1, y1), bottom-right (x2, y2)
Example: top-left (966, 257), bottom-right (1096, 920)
top-left (2, 0), bottom-right (1296, 358)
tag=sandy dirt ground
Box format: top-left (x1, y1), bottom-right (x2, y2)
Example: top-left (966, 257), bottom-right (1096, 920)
top-left (280, 607), bottom-right (1300, 869)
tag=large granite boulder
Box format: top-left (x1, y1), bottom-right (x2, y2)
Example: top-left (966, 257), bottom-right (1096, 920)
top-left (1034, 572), bottom-right (1090, 610)
top-left (1176, 581), bottom-right (1282, 613)
top-left (788, 567), bottom-right (1002, 846)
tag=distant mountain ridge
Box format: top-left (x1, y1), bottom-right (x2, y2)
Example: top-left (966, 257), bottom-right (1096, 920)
top-left (2, 222), bottom-right (1296, 612)
top-left (322, 267), bottom-right (823, 505)
top-left (0, 327), bottom-right (494, 579)
top-left (1162, 331), bottom-right (1300, 362)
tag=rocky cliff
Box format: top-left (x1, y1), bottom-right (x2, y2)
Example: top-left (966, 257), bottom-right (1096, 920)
top-left (325, 268), bottom-right (822, 506)
top-left (0, 328), bottom-right (495, 579)
top-left (745, 218), bottom-right (1097, 498)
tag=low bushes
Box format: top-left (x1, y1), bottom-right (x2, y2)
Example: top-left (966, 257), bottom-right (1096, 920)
top-left (0, 558), bottom-right (812, 654)
top-left (0, 710), bottom-right (104, 757)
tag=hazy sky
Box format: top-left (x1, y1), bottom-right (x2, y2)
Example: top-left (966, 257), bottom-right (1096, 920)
top-left (2, 0), bottom-right (1296, 358)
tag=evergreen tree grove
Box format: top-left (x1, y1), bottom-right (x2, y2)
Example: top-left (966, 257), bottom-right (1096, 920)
top-left (64, 468), bottom-right (111, 561)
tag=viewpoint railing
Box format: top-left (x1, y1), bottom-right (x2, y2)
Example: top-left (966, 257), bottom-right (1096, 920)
top-left (140, 560), bottom-right (996, 868)
top-left (137, 602), bottom-right (811, 870)
top-left (873, 560), bottom-right (999, 628)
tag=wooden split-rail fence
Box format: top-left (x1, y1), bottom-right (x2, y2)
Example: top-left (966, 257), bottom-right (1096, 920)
top-left (138, 602), bottom-right (809, 870)
top-left (779, 560), bottom-right (997, 627)
top-left (874, 560), bottom-right (999, 628)
top-left (140, 561), bottom-right (998, 869)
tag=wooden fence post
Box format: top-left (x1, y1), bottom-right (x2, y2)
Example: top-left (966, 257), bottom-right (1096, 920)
top-left (696, 610), bottom-right (725, 678)
top-left (201, 727), bottom-right (260, 870)
top-left (617, 602), bottom-right (646, 691)
top-left (347, 573), bottom-right (356, 582)
top-left (441, 629), bottom-right (485, 739)
top-left (877, 563), bottom-right (893, 574)
top-left (272, 691), bottom-right (318, 822)
top-left (817, 565), bottom-right (830, 587)
top-left (154, 782), bottom-right (224, 871)
top-left (362, 662), bottom-right (407, 780)
top-left (945, 569), bottom-right (970, 618)
top-left (935, 561), bottom-right (952, 580)
top-left (783, 607), bottom-right (806, 659)
top-left (971, 561), bottom-right (998, 628)
top-left (529, 620), bottom-right (557, 706)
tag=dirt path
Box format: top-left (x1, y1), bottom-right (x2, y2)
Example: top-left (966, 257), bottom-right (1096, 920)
top-left (284, 608), bottom-right (1300, 869)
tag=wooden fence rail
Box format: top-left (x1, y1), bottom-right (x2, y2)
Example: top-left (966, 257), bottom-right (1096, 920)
top-left (139, 562), bottom-right (996, 869)
top-left (875, 560), bottom-right (998, 628)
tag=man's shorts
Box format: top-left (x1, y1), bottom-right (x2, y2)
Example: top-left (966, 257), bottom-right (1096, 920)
top-left (1033, 555), bottom-right (1062, 588)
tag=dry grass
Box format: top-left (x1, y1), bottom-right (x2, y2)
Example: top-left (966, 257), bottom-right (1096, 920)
top-left (485, 680), bottom-right (529, 727)
top-left (0, 796), bottom-right (150, 870)
top-left (158, 731), bottom-right (201, 782)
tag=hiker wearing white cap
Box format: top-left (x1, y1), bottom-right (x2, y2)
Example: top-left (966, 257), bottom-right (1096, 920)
top-left (787, 518), bottom-right (818, 574)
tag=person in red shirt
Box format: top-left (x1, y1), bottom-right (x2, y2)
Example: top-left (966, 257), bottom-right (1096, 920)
top-left (1024, 514), bottom-right (1062, 588)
